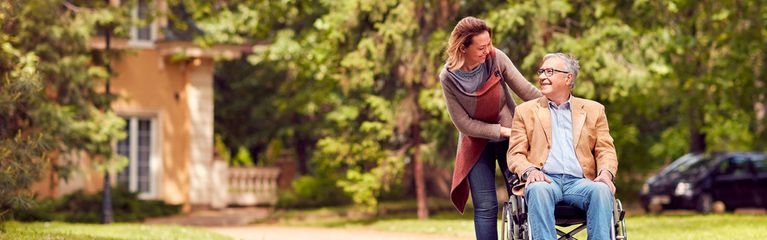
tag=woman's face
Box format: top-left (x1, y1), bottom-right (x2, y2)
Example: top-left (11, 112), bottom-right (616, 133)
top-left (462, 31), bottom-right (492, 69)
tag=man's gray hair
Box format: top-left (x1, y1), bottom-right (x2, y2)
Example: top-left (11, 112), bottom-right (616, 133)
top-left (542, 53), bottom-right (579, 88)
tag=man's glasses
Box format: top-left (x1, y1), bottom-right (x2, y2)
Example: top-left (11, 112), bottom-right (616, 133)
top-left (537, 68), bottom-right (569, 77)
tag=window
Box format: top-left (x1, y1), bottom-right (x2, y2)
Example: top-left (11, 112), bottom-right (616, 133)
top-left (129, 0), bottom-right (155, 46)
top-left (718, 156), bottom-right (753, 176)
top-left (116, 117), bottom-right (158, 198)
top-left (751, 155), bottom-right (767, 173)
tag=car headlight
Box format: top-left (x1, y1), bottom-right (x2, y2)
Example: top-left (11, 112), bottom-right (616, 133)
top-left (674, 182), bottom-right (693, 197)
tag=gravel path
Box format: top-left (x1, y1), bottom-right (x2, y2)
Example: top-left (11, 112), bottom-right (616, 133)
top-left (205, 225), bottom-right (466, 240)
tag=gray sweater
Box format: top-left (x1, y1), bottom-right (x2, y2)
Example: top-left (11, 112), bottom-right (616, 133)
top-left (439, 48), bottom-right (542, 141)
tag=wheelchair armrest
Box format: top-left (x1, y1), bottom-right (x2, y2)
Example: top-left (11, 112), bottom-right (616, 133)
top-left (504, 171), bottom-right (521, 197)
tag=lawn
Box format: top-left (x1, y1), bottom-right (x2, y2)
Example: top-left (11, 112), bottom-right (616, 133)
top-left (272, 205), bottom-right (767, 240)
top-left (0, 221), bottom-right (232, 240)
top-left (361, 213), bottom-right (767, 239)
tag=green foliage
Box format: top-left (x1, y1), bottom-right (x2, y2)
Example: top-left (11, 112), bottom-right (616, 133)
top-left (277, 175), bottom-right (351, 209)
top-left (0, 2), bottom-right (48, 219)
top-left (11, 185), bottom-right (181, 223)
top-left (1, 0), bottom-right (131, 220)
top-left (213, 134), bottom-right (231, 162)
top-left (231, 146), bottom-right (254, 167)
top-left (485, 0), bottom-right (767, 178)
top-left (195, 0), bottom-right (767, 208)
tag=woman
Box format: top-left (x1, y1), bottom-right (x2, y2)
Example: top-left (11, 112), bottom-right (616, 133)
top-left (440, 16), bottom-right (541, 239)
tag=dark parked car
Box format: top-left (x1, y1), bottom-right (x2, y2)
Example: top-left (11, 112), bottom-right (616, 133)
top-left (640, 152), bottom-right (767, 213)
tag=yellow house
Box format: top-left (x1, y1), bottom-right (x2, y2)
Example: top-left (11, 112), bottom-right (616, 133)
top-left (31, 0), bottom-right (253, 212)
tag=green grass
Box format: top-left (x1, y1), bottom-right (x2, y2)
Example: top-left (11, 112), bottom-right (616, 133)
top-left (272, 202), bottom-right (767, 240)
top-left (0, 221), bottom-right (232, 240)
top-left (358, 213), bottom-right (767, 239)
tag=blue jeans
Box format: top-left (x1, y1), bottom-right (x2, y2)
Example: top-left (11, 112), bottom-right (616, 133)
top-left (525, 174), bottom-right (613, 240)
top-left (467, 140), bottom-right (510, 240)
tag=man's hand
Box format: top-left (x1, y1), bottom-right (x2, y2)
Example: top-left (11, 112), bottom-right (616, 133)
top-left (524, 169), bottom-right (551, 187)
top-left (594, 171), bottom-right (616, 194)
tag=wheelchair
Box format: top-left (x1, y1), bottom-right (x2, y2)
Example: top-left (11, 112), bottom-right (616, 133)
top-left (500, 173), bottom-right (627, 240)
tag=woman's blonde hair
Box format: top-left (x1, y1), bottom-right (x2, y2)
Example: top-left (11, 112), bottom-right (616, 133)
top-left (446, 17), bottom-right (492, 71)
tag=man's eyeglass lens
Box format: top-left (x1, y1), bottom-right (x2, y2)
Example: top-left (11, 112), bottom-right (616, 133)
top-left (537, 68), bottom-right (568, 77)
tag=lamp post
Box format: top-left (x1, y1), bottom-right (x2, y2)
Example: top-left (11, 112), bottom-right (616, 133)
top-left (101, 21), bottom-right (114, 224)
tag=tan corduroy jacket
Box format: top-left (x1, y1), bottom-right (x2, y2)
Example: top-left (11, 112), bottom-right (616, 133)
top-left (507, 97), bottom-right (618, 196)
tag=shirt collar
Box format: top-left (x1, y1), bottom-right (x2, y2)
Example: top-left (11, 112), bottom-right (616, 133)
top-left (548, 95), bottom-right (572, 109)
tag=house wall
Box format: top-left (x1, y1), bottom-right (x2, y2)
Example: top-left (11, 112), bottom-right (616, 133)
top-left (186, 58), bottom-right (216, 208)
top-left (30, 48), bottom-right (220, 211)
top-left (29, 0), bottom-right (244, 211)
top-left (107, 48), bottom-right (194, 206)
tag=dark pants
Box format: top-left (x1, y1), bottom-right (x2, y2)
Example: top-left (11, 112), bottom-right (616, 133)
top-left (468, 140), bottom-right (510, 240)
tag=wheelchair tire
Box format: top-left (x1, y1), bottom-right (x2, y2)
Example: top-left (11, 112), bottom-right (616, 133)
top-left (501, 199), bottom-right (530, 240)
top-left (510, 197), bottom-right (530, 240)
top-left (501, 202), bottom-right (512, 240)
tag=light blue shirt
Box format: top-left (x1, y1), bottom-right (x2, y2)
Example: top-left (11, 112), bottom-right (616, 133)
top-left (543, 98), bottom-right (583, 177)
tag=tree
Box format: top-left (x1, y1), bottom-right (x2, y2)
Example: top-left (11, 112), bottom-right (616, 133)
top-left (1, 1), bottom-right (48, 219)
top-left (640, 0), bottom-right (765, 155)
top-left (486, 0), bottom-right (766, 176)
top-left (0, 0), bottom-right (128, 221)
top-left (189, 0), bottom-right (767, 211)
top-left (192, 0), bottom-right (463, 216)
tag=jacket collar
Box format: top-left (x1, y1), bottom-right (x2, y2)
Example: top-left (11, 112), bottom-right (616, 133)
top-left (535, 96), bottom-right (587, 146)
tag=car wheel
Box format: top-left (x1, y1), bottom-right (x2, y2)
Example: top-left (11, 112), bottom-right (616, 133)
top-left (712, 200), bottom-right (726, 213)
top-left (697, 193), bottom-right (713, 213)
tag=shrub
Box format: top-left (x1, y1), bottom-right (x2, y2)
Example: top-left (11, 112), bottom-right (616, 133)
top-left (12, 184), bottom-right (181, 223)
top-left (277, 175), bottom-right (351, 209)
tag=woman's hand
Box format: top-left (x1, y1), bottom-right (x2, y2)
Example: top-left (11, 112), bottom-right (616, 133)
top-left (500, 126), bottom-right (512, 138)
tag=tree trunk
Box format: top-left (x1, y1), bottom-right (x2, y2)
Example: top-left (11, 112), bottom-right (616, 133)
top-left (689, 107), bottom-right (706, 153)
top-left (412, 93), bottom-right (428, 219)
top-left (293, 114), bottom-right (310, 175)
top-left (101, 22), bottom-right (114, 224)
top-left (413, 124), bottom-right (428, 219)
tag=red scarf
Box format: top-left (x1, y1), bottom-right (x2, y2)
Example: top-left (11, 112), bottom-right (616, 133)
top-left (450, 67), bottom-right (504, 213)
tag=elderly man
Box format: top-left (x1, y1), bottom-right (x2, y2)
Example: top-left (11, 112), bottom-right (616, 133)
top-left (507, 53), bottom-right (618, 240)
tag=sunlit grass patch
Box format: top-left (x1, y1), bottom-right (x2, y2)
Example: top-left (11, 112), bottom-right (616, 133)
top-left (0, 221), bottom-right (232, 240)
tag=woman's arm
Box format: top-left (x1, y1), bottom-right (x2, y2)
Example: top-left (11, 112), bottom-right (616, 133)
top-left (495, 49), bottom-right (542, 101)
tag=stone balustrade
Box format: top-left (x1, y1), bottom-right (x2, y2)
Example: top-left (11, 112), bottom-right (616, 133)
top-left (227, 167), bottom-right (280, 206)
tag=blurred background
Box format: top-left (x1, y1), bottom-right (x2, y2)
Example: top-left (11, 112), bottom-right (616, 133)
top-left (1, 0), bottom-right (766, 238)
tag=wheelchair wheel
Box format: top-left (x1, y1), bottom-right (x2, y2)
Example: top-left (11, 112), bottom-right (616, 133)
top-left (501, 201), bottom-right (525, 240)
top-left (613, 199), bottom-right (627, 240)
top-left (501, 202), bottom-right (512, 240)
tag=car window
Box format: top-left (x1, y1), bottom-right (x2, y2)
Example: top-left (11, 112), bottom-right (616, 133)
top-left (751, 155), bottom-right (767, 173)
top-left (665, 154), bottom-right (707, 174)
top-left (717, 156), bottom-right (753, 176)
top-left (678, 155), bottom-right (717, 172)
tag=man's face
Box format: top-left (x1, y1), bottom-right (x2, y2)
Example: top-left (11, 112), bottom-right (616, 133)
top-left (462, 31), bottom-right (492, 67)
top-left (537, 57), bottom-right (572, 98)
